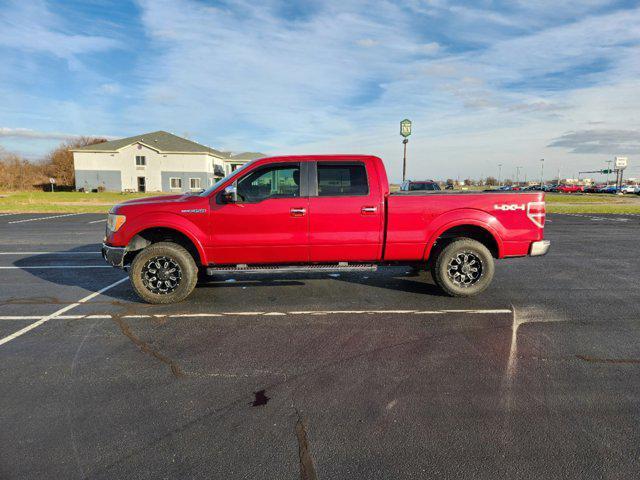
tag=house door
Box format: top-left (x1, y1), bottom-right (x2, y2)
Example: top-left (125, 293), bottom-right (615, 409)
top-left (137, 176), bottom-right (146, 192)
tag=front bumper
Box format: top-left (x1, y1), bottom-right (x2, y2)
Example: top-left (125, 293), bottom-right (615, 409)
top-left (529, 240), bottom-right (551, 256)
top-left (102, 243), bottom-right (127, 268)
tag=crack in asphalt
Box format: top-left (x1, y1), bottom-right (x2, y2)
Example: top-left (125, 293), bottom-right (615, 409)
top-left (295, 411), bottom-right (318, 480)
top-left (576, 354), bottom-right (640, 364)
top-left (112, 316), bottom-right (184, 378)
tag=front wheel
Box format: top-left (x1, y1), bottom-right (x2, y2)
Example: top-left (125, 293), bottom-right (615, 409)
top-left (129, 242), bottom-right (198, 304)
top-left (431, 238), bottom-right (495, 297)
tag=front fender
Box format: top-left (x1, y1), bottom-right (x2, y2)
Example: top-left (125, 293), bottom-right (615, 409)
top-left (109, 212), bottom-right (208, 265)
top-left (422, 209), bottom-right (505, 260)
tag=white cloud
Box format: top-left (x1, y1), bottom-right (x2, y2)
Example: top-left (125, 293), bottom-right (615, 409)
top-left (0, 127), bottom-right (114, 141)
top-left (0, 0), bottom-right (121, 61)
top-left (356, 38), bottom-right (379, 47)
top-left (98, 83), bottom-right (122, 95)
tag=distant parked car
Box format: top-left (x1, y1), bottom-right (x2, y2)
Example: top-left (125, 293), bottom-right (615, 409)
top-left (598, 185), bottom-right (619, 194)
top-left (583, 184), bottom-right (604, 193)
top-left (621, 185), bottom-right (639, 194)
top-left (445, 183), bottom-right (454, 190)
top-left (557, 184), bottom-right (584, 193)
top-left (400, 180), bottom-right (441, 192)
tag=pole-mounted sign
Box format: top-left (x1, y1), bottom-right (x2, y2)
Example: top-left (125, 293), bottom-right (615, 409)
top-left (400, 119), bottom-right (412, 182)
top-left (400, 119), bottom-right (412, 138)
top-left (614, 156), bottom-right (628, 170)
top-left (614, 156), bottom-right (628, 191)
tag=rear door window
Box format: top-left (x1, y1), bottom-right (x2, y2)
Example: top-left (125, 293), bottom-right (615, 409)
top-left (317, 163), bottom-right (368, 196)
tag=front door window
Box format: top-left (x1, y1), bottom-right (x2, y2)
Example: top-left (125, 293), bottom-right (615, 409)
top-left (236, 165), bottom-right (300, 202)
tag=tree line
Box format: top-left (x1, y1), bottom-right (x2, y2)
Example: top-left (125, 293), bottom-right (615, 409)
top-left (0, 137), bottom-right (106, 191)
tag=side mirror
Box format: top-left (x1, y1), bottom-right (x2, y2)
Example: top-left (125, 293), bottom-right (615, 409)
top-left (222, 184), bottom-right (238, 203)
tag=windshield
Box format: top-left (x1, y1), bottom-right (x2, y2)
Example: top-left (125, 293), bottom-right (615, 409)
top-left (408, 182), bottom-right (440, 191)
top-left (199, 160), bottom-right (257, 196)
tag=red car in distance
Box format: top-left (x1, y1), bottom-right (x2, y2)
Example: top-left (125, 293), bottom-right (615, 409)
top-left (557, 184), bottom-right (584, 193)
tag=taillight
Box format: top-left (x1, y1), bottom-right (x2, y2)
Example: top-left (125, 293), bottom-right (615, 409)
top-left (527, 201), bottom-right (545, 228)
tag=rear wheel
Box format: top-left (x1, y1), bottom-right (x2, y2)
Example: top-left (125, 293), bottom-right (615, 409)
top-left (129, 242), bottom-right (198, 304)
top-left (431, 238), bottom-right (494, 297)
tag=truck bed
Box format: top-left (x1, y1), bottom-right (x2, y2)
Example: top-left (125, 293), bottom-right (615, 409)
top-left (383, 190), bottom-right (545, 261)
top-left (390, 190), bottom-right (534, 195)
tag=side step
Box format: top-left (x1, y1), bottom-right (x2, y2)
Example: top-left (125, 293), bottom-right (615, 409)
top-left (206, 263), bottom-right (378, 275)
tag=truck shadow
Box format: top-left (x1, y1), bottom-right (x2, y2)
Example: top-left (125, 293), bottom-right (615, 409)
top-left (12, 247), bottom-right (447, 303)
top-left (198, 267), bottom-right (447, 296)
top-left (11, 244), bottom-right (132, 303)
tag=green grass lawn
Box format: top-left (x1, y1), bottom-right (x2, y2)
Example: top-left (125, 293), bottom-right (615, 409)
top-left (1, 190), bottom-right (639, 214)
top-left (0, 191), bottom-right (167, 213)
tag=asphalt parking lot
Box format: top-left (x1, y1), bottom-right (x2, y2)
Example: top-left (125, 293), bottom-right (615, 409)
top-left (1, 212), bottom-right (639, 479)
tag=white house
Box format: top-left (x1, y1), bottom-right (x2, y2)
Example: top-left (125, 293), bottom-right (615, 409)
top-left (72, 130), bottom-right (264, 192)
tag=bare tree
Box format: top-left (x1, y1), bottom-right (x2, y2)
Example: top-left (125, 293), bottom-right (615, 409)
top-left (0, 152), bottom-right (48, 190)
top-left (45, 137), bottom-right (107, 187)
top-left (485, 176), bottom-right (498, 186)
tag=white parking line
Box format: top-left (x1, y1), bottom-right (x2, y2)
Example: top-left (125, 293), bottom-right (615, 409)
top-left (8, 213), bottom-right (83, 224)
top-left (0, 213), bottom-right (17, 217)
top-left (0, 252), bottom-right (101, 255)
top-left (0, 308), bottom-right (512, 321)
top-left (0, 265), bottom-right (112, 269)
top-left (88, 219), bottom-right (106, 224)
top-left (0, 277), bottom-right (128, 347)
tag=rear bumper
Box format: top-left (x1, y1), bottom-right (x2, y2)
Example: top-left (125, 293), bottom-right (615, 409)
top-left (102, 243), bottom-right (127, 268)
top-left (529, 240), bottom-right (550, 256)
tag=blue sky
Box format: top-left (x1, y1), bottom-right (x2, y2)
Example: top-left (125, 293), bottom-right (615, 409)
top-left (1, 0), bottom-right (639, 181)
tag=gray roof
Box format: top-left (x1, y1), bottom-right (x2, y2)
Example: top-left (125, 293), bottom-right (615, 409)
top-left (72, 130), bottom-right (228, 157)
top-left (229, 152), bottom-right (266, 161)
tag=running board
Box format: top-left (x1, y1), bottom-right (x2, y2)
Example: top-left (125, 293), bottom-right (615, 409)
top-left (206, 263), bottom-right (378, 275)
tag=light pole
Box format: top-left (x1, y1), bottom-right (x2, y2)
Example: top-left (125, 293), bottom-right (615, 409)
top-left (540, 158), bottom-right (544, 187)
top-left (516, 166), bottom-right (522, 185)
top-left (605, 160), bottom-right (613, 186)
top-left (498, 164), bottom-right (502, 187)
top-left (400, 119), bottom-right (412, 182)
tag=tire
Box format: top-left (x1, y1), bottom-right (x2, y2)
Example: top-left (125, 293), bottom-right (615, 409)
top-left (129, 242), bottom-right (198, 304)
top-left (431, 238), bottom-right (495, 297)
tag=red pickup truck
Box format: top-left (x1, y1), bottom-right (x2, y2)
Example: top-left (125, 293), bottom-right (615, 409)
top-left (103, 155), bottom-right (549, 303)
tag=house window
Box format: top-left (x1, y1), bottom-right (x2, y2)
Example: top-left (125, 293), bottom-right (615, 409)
top-left (170, 178), bottom-right (182, 189)
top-left (135, 156), bottom-right (146, 166)
top-left (189, 178), bottom-right (201, 190)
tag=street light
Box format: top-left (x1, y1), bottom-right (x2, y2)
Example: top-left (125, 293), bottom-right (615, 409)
top-left (498, 163), bottom-right (502, 187)
top-left (400, 119), bottom-right (412, 182)
top-left (515, 166), bottom-right (522, 185)
top-left (540, 158), bottom-right (544, 187)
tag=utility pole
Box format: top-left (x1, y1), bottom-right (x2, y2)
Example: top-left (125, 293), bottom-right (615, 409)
top-left (540, 159), bottom-right (544, 187)
top-left (498, 164), bottom-right (502, 187)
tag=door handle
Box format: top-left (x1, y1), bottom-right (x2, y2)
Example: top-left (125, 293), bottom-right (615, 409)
top-left (361, 206), bottom-right (378, 214)
top-left (290, 207), bottom-right (306, 217)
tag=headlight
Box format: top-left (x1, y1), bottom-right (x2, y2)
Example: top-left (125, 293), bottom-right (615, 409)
top-left (107, 213), bottom-right (126, 232)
